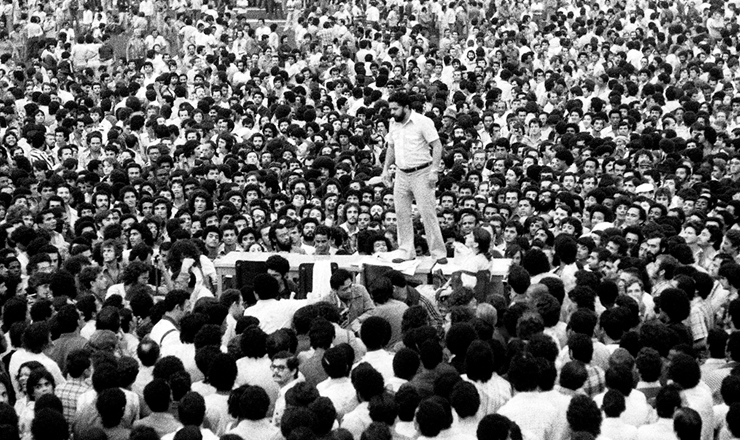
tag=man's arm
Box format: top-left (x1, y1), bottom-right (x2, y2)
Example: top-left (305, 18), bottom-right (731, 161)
top-left (382, 139), bottom-right (395, 187)
top-left (430, 138), bottom-right (442, 172)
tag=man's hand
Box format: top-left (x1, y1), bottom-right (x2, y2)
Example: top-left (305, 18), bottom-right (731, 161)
top-left (428, 170), bottom-right (438, 188)
top-left (382, 171), bottom-right (392, 187)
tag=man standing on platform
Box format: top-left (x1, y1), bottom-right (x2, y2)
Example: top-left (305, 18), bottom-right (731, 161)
top-left (382, 92), bottom-right (448, 265)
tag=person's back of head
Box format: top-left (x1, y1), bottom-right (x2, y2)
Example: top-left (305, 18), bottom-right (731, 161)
top-left (450, 380), bottom-right (480, 419)
top-left (96, 388), bottom-right (126, 429)
top-left (477, 414), bottom-right (523, 440)
top-left (66, 348), bottom-right (91, 379)
top-left (178, 391), bottom-right (206, 426)
top-left (368, 392), bottom-right (398, 426)
top-left (144, 378), bottom-right (171, 413)
top-left (508, 353), bottom-right (539, 392)
top-left (32, 408), bottom-right (69, 440)
top-left (668, 353), bottom-right (701, 390)
top-left (237, 385), bottom-right (270, 421)
top-left (395, 383), bottom-right (420, 423)
top-left (360, 316), bottom-right (392, 351)
top-left (309, 317), bottom-right (335, 350)
top-left (655, 384), bottom-right (682, 419)
top-left (567, 395), bottom-right (602, 437)
top-left (560, 360), bottom-right (588, 391)
top-left (416, 397), bottom-right (452, 438)
top-left (392, 348), bottom-right (420, 381)
top-left (322, 344), bottom-right (351, 379)
top-left (207, 353), bottom-right (237, 392)
top-left (674, 407), bottom-right (702, 440)
top-left (602, 389), bottom-right (626, 418)
top-left (136, 338), bottom-right (160, 367)
top-left (568, 333), bottom-right (594, 364)
top-left (351, 363), bottom-right (385, 402)
top-left (253, 273), bottom-right (280, 300)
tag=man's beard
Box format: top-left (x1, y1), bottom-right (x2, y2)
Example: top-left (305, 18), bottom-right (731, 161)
top-left (303, 232), bottom-right (315, 241)
top-left (276, 240), bottom-right (293, 252)
top-left (393, 109), bottom-right (406, 122)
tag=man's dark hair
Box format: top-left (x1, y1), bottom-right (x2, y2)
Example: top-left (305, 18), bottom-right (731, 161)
top-left (668, 353), bottom-right (701, 389)
top-left (351, 363), bottom-right (385, 402)
top-left (392, 348), bottom-right (420, 381)
top-left (66, 348), bottom-right (91, 379)
top-left (144, 379), bottom-right (171, 412)
top-left (207, 353), bottom-right (237, 392)
top-left (32, 408), bottom-right (69, 440)
top-left (477, 414), bottom-right (523, 440)
top-left (602, 389), bottom-right (626, 418)
top-left (361, 316), bottom-right (392, 350)
top-left (674, 407), bottom-right (702, 440)
top-left (178, 391), bottom-right (206, 426)
top-left (656, 384), bottom-right (683, 419)
top-left (95, 388), bottom-right (126, 429)
top-left (450, 380), bottom-right (480, 419)
top-left (253, 273), bottom-right (279, 300)
top-left (163, 289), bottom-right (190, 312)
top-left (567, 395), bottom-right (602, 437)
top-left (508, 353), bottom-right (539, 392)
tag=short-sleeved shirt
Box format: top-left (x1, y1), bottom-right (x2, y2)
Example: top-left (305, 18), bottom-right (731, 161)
top-left (386, 111), bottom-right (439, 169)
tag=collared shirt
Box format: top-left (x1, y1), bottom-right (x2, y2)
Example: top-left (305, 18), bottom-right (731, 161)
top-left (204, 392), bottom-right (233, 436)
top-left (636, 417), bottom-right (679, 440)
top-left (243, 298), bottom-right (311, 334)
top-left (386, 111), bottom-right (439, 169)
top-left (357, 349), bottom-right (395, 383)
top-left (47, 332), bottom-right (88, 376)
top-left (56, 377), bottom-right (91, 425)
top-left (685, 297), bottom-right (710, 342)
top-left (681, 382), bottom-right (715, 440)
top-left (498, 391), bottom-right (559, 440)
top-left (582, 363), bottom-right (606, 398)
top-left (317, 376), bottom-right (359, 419)
top-left (133, 412), bottom-right (183, 438)
top-left (462, 373), bottom-right (512, 416)
top-left (341, 401), bottom-right (372, 440)
top-left (149, 315), bottom-right (180, 349)
top-left (227, 419), bottom-right (279, 440)
top-left (594, 389), bottom-right (657, 427)
top-left (235, 356), bottom-right (280, 407)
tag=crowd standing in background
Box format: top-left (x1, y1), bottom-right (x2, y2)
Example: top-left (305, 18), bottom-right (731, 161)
top-left (3, 1), bottom-right (740, 440)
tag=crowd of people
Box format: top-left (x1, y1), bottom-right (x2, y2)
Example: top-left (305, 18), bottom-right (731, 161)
top-left (1, 0), bottom-right (740, 440)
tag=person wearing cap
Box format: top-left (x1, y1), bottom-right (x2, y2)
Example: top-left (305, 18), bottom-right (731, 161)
top-left (382, 92), bottom-right (447, 265)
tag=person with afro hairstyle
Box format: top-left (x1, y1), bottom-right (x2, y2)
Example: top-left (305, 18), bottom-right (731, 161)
top-left (600, 389), bottom-right (639, 440)
top-left (636, 384), bottom-right (682, 440)
top-left (394, 384), bottom-right (420, 440)
top-left (415, 396), bottom-right (456, 439)
top-left (356, 316), bottom-right (395, 383)
top-left (567, 395), bottom-right (603, 439)
top-left (226, 385), bottom-right (278, 440)
top-left (461, 340), bottom-right (511, 416)
top-left (234, 325), bottom-right (280, 407)
top-left (93, 388), bottom-right (130, 440)
top-left (342, 363), bottom-right (385, 439)
top-left (317, 344), bottom-right (359, 419)
top-left (668, 353), bottom-right (714, 440)
top-left (203, 353), bottom-right (238, 436)
top-left (449, 380), bottom-right (481, 438)
top-left (498, 353), bottom-right (558, 440)
top-left (476, 413), bottom-right (523, 440)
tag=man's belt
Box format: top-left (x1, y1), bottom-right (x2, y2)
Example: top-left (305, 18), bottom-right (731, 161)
top-left (398, 162), bottom-right (432, 173)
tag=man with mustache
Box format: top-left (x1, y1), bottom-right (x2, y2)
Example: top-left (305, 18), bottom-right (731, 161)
top-left (381, 92), bottom-right (447, 265)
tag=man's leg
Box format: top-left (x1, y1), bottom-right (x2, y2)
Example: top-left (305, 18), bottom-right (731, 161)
top-left (411, 168), bottom-right (446, 260)
top-left (394, 171), bottom-right (416, 260)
